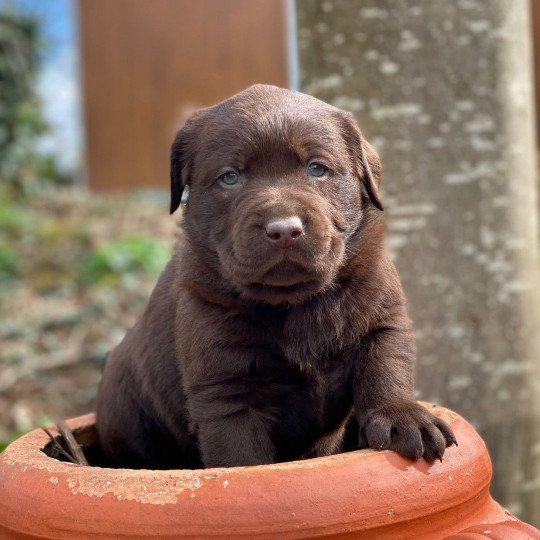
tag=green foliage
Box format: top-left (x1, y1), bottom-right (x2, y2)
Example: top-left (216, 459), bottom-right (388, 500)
top-left (0, 186), bottom-right (171, 293)
top-left (0, 244), bottom-right (21, 280)
top-left (0, 416), bottom-right (54, 453)
top-left (0, 10), bottom-right (71, 194)
top-left (82, 236), bottom-right (170, 286)
top-left (0, 429), bottom-right (26, 453)
top-left (0, 188), bottom-right (25, 232)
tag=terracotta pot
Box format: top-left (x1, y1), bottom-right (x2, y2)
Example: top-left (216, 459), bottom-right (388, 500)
top-left (0, 403), bottom-right (538, 539)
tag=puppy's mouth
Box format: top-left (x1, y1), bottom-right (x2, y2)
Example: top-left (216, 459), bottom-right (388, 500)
top-left (256, 260), bottom-right (311, 287)
top-left (239, 260), bottom-right (322, 305)
top-left (217, 233), bottom-right (344, 304)
top-left (243, 280), bottom-right (317, 302)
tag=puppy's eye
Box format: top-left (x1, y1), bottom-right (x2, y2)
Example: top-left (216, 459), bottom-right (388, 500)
top-left (219, 171), bottom-right (239, 187)
top-left (308, 162), bottom-right (328, 178)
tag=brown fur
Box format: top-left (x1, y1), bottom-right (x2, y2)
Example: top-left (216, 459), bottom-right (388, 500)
top-left (96, 85), bottom-right (455, 469)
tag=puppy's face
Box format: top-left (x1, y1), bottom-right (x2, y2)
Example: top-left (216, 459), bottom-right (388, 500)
top-left (171, 85), bottom-right (383, 305)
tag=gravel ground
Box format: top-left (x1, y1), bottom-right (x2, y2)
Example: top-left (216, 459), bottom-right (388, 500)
top-left (0, 186), bottom-right (179, 447)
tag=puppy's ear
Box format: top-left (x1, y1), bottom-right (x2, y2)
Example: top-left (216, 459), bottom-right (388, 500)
top-left (170, 107), bottom-right (204, 214)
top-left (337, 112), bottom-right (383, 211)
top-left (170, 128), bottom-right (188, 215)
top-left (359, 136), bottom-right (383, 211)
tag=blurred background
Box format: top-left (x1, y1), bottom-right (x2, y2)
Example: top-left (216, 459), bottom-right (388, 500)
top-left (1, 0), bottom-right (540, 526)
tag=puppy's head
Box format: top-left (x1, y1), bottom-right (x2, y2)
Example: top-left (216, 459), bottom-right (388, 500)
top-left (171, 85), bottom-right (383, 305)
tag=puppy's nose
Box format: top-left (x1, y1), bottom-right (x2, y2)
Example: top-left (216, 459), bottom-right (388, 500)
top-left (265, 216), bottom-right (304, 248)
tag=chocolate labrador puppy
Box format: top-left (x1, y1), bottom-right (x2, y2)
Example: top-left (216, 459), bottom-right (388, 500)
top-left (96, 84), bottom-right (455, 469)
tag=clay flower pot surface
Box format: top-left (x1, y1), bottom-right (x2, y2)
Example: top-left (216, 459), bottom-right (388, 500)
top-left (0, 403), bottom-right (538, 539)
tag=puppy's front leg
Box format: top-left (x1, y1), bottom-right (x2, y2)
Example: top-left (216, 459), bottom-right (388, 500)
top-left (353, 304), bottom-right (456, 462)
top-left (197, 410), bottom-right (274, 467)
top-left (186, 374), bottom-right (275, 468)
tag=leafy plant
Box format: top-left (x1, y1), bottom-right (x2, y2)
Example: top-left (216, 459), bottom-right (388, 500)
top-left (0, 10), bottom-right (72, 195)
top-left (82, 236), bottom-right (170, 286)
top-left (0, 430), bottom-right (25, 452)
top-left (0, 416), bottom-right (54, 453)
top-left (0, 244), bottom-right (20, 280)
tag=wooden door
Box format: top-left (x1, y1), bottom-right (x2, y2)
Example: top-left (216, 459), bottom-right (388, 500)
top-left (78, 0), bottom-right (289, 190)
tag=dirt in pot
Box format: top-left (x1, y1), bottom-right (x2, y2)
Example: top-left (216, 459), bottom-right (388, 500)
top-left (42, 424), bottom-right (112, 468)
top-left (40, 415), bottom-right (364, 470)
top-left (41, 424), bottom-right (206, 469)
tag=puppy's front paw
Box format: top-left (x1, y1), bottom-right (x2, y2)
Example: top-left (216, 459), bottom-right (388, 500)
top-left (358, 401), bottom-right (457, 462)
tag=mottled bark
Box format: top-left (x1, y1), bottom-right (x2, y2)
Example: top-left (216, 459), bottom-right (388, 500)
top-left (296, 0), bottom-right (540, 524)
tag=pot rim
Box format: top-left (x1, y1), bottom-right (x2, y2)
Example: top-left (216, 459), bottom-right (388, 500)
top-left (0, 403), bottom-right (513, 539)
top-left (4, 402), bottom-right (465, 483)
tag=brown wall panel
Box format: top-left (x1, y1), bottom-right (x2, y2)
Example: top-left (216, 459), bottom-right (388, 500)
top-left (78, 0), bottom-right (288, 190)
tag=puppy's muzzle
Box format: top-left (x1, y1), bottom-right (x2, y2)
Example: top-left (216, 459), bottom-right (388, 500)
top-left (265, 216), bottom-right (305, 249)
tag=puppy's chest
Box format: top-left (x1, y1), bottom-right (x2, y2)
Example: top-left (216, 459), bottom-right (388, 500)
top-left (252, 347), bottom-right (353, 424)
top-left (248, 303), bottom-right (354, 395)
top-left (225, 304), bottom-right (355, 420)
top-left (246, 349), bottom-right (352, 461)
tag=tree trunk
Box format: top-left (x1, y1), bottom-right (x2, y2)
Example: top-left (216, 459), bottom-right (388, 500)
top-left (296, 0), bottom-right (540, 524)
